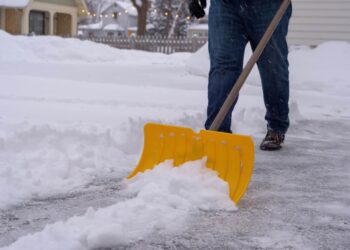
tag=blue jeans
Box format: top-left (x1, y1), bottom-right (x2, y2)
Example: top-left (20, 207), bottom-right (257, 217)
top-left (205, 0), bottom-right (292, 134)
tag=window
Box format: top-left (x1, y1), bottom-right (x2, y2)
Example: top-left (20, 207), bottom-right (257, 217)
top-left (29, 10), bottom-right (46, 35)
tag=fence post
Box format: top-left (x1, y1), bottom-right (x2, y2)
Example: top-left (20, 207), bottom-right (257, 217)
top-left (191, 36), bottom-right (198, 52)
top-left (130, 36), bottom-right (136, 50)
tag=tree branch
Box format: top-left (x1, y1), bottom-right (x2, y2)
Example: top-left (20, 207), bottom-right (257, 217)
top-left (130, 0), bottom-right (141, 10)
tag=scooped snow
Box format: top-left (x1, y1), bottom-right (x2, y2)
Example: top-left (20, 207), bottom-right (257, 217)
top-left (0, 122), bottom-right (132, 209)
top-left (2, 159), bottom-right (236, 250)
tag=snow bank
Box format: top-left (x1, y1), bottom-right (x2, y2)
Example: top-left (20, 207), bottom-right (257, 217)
top-left (0, 30), bottom-right (121, 63)
top-left (186, 43), bottom-right (210, 77)
top-left (289, 42), bottom-right (350, 96)
top-left (0, 30), bottom-right (175, 64)
top-left (3, 159), bottom-right (236, 250)
top-left (0, 122), bottom-right (131, 209)
top-left (186, 43), bottom-right (259, 82)
top-left (187, 41), bottom-right (350, 95)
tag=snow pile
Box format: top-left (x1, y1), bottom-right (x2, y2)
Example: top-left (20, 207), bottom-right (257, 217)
top-left (186, 43), bottom-right (259, 82)
top-left (186, 41), bottom-right (350, 95)
top-left (3, 159), bottom-right (236, 250)
top-left (0, 30), bottom-right (172, 64)
top-left (289, 42), bottom-right (350, 95)
top-left (0, 122), bottom-right (131, 209)
top-left (126, 158), bottom-right (235, 211)
top-left (186, 43), bottom-right (210, 77)
top-left (0, 30), bottom-right (116, 63)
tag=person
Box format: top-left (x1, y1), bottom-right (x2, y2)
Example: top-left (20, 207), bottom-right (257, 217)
top-left (189, 0), bottom-right (292, 151)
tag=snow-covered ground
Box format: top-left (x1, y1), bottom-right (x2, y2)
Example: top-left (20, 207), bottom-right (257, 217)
top-left (0, 30), bottom-right (349, 249)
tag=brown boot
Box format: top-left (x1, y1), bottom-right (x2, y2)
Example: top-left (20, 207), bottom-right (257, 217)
top-left (260, 131), bottom-right (285, 151)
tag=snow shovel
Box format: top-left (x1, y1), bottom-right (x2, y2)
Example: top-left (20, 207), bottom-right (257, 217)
top-left (128, 0), bottom-right (291, 204)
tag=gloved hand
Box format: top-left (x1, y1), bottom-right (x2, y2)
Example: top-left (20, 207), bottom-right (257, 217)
top-left (189, 0), bottom-right (206, 19)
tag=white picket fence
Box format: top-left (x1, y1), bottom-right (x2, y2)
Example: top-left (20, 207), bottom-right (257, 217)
top-left (79, 36), bottom-right (208, 54)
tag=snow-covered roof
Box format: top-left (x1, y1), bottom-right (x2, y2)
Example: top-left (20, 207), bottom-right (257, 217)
top-left (116, 1), bottom-right (137, 16)
top-left (0, 0), bottom-right (88, 13)
top-left (0, 0), bottom-right (30, 8)
top-left (103, 23), bottom-right (124, 31)
top-left (128, 26), bottom-right (137, 31)
top-left (101, 0), bottom-right (137, 16)
top-left (79, 21), bottom-right (103, 30)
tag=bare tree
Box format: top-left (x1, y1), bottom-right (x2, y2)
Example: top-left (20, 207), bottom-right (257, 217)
top-left (130, 0), bottom-right (149, 36)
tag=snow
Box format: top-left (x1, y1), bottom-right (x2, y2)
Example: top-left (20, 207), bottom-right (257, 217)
top-left (0, 30), bottom-right (349, 249)
top-left (289, 42), bottom-right (350, 96)
top-left (101, 0), bottom-right (138, 16)
top-left (78, 21), bottom-right (103, 30)
top-left (188, 24), bottom-right (208, 31)
top-left (0, 122), bottom-right (129, 208)
top-left (187, 42), bottom-right (350, 93)
top-left (0, 0), bottom-right (29, 8)
top-left (186, 41), bottom-right (350, 122)
top-left (128, 26), bottom-right (138, 31)
top-left (0, 29), bottom-right (163, 63)
top-left (2, 159), bottom-right (235, 250)
top-left (116, 1), bottom-right (137, 16)
top-left (103, 23), bottom-right (124, 31)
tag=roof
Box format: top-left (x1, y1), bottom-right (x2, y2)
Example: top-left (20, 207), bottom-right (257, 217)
top-left (101, 0), bottom-right (137, 16)
top-left (75, 0), bottom-right (89, 16)
top-left (79, 21), bottom-right (103, 30)
top-left (0, 0), bottom-right (30, 8)
top-left (103, 23), bottom-right (124, 31)
top-left (0, 0), bottom-right (88, 15)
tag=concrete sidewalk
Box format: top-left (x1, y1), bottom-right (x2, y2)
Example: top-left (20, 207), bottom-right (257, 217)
top-left (1, 119), bottom-right (349, 249)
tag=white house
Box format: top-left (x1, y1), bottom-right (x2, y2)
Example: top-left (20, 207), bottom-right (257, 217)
top-left (79, 0), bottom-right (137, 37)
top-left (187, 0), bottom-right (350, 46)
top-left (0, 0), bottom-right (88, 36)
top-left (288, 0), bottom-right (350, 45)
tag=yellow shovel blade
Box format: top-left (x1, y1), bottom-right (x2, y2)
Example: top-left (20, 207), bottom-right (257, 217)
top-left (128, 123), bottom-right (254, 204)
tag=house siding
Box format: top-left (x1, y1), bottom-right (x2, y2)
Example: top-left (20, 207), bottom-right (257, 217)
top-left (288, 0), bottom-right (350, 45)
